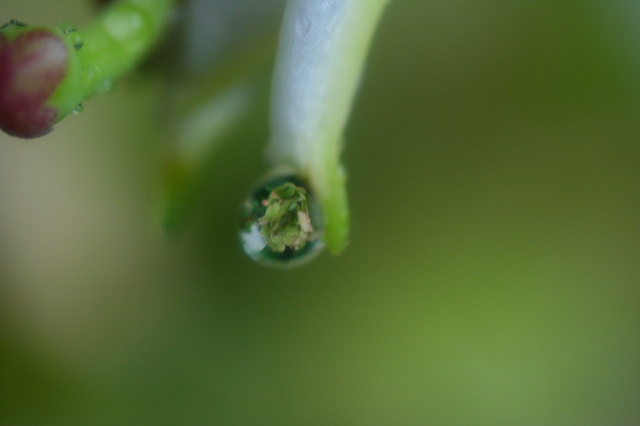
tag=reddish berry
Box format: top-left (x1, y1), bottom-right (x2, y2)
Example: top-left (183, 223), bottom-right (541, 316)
top-left (0, 29), bottom-right (68, 138)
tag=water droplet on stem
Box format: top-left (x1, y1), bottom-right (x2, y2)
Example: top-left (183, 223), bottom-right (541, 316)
top-left (239, 175), bottom-right (324, 268)
top-left (96, 78), bottom-right (115, 94)
top-left (60, 25), bottom-right (84, 50)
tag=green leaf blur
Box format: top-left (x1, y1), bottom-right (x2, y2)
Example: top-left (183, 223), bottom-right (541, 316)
top-left (1, 0), bottom-right (639, 424)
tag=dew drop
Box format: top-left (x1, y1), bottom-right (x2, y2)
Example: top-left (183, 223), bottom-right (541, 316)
top-left (96, 78), bottom-right (116, 94)
top-left (73, 103), bottom-right (84, 115)
top-left (60, 25), bottom-right (84, 50)
top-left (295, 17), bottom-right (312, 37)
top-left (61, 25), bottom-right (76, 35)
top-left (239, 175), bottom-right (324, 268)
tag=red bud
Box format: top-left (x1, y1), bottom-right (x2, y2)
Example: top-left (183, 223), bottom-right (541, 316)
top-left (0, 29), bottom-right (68, 138)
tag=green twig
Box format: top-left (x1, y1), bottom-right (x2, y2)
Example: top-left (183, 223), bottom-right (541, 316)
top-left (0, 0), bottom-right (173, 137)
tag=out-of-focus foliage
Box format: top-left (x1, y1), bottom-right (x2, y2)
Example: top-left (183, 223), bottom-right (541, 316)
top-left (1, 0), bottom-right (639, 424)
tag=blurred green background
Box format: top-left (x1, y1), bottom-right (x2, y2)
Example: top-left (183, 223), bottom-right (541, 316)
top-left (1, 1), bottom-right (639, 424)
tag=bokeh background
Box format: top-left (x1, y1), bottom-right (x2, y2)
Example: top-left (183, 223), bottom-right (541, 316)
top-left (1, 0), bottom-right (639, 424)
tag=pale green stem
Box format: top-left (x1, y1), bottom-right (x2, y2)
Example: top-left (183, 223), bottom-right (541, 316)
top-left (268, 0), bottom-right (390, 254)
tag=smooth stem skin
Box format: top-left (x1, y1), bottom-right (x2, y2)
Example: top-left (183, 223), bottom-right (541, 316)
top-left (0, 0), bottom-right (173, 137)
top-left (268, 0), bottom-right (390, 254)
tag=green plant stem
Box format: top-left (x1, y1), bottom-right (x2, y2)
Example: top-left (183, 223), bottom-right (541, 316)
top-left (50, 0), bottom-right (173, 121)
top-left (268, 0), bottom-right (390, 254)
